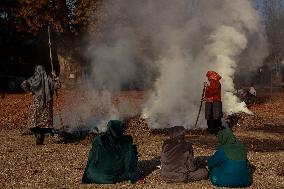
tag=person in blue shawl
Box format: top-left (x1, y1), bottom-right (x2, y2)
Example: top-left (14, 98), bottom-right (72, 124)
top-left (82, 120), bottom-right (138, 184)
top-left (208, 128), bottom-right (252, 187)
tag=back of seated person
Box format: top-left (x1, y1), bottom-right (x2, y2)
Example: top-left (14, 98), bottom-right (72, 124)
top-left (82, 120), bottom-right (138, 184)
top-left (208, 128), bottom-right (252, 187)
top-left (160, 126), bottom-right (208, 182)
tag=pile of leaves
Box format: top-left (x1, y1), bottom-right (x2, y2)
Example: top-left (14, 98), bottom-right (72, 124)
top-left (0, 90), bottom-right (283, 189)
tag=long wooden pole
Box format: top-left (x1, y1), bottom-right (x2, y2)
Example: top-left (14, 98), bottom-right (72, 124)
top-left (48, 26), bottom-right (55, 78)
top-left (194, 83), bottom-right (206, 128)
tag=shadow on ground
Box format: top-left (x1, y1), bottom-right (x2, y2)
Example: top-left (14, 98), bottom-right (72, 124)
top-left (248, 124), bottom-right (284, 135)
top-left (241, 137), bottom-right (284, 152)
top-left (138, 156), bottom-right (160, 179)
top-left (56, 131), bottom-right (97, 144)
top-left (188, 133), bottom-right (284, 153)
top-left (194, 156), bottom-right (208, 168)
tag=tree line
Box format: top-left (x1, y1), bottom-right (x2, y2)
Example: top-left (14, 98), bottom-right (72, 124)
top-left (0, 0), bottom-right (284, 88)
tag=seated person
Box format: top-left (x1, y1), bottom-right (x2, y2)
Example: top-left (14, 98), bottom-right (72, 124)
top-left (82, 120), bottom-right (138, 184)
top-left (160, 126), bottom-right (208, 182)
top-left (208, 128), bottom-right (252, 187)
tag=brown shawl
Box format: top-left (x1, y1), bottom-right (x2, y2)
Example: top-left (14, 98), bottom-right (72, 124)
top-left (160, 126), bottom-right (196, 182)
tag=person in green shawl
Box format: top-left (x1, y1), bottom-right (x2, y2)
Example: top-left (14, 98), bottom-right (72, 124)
top-left (82, 120), bottom-right (138, 184)
top-left (208, 128), bottom-right (252, 187)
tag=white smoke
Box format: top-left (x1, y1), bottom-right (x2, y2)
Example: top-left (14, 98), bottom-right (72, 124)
top-left (83, 0), bottom-right (268, 129)
top-left (202, 25), bottom-right (252, 115)
top-left (54, 90), bottom-right (119, 133)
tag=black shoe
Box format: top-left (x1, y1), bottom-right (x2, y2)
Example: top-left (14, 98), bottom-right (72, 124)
top-left (35, 132), bottom-right (44, 145)
top-left (207, 128), bottom-right (215, 135)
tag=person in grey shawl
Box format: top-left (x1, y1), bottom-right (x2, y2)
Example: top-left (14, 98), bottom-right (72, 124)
top-left (21, 65), bottom-right (60, 145)
top-left (160, 126), bottom-right (208, 182)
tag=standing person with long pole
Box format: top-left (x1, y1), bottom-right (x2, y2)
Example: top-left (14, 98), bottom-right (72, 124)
top-left (203, 71), bottom-right (223, 135)
top-left (20, 26), bottom-right (60, 145)
top-left (21, 65), bottom-right (60, 145)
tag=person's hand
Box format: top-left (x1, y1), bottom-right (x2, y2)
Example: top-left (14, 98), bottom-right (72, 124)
top-left (204, 81), bottom-right (208, 87)
top-left (21, 81), bottom-right (30, 91)
top-left (202, 97), bottom-right (207, 102)
top-left (51, 71), bottom-right (57, 79)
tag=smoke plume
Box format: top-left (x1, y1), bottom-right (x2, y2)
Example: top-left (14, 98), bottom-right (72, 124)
top-left (54, 90), bottom-right (119, 133)
top-left (78, 0), bottom-right (268, 130)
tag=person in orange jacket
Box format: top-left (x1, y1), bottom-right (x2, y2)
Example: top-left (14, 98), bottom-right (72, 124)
top-left (203, 71), bottom-right (223, 135)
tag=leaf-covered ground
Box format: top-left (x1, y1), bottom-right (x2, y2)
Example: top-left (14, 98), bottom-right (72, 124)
top-left (0, 90), bottom-right (283, 189)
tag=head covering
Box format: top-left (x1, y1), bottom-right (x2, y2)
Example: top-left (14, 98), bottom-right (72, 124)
top-left (217, 128), bottom-right (247, 160)
top-left (99, 120), bottom-right (124, 159)
top-left (168, 126), bottom-right (185, 139)
top-left (25, 65), bottom-right (52, 107)
top-left (206, 71), bottom-right (222, 81)
top-left (107, 120), bottom-right (124, 138)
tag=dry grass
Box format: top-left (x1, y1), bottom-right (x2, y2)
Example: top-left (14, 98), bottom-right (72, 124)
top-left (0, 90), bottom-right (283, 189)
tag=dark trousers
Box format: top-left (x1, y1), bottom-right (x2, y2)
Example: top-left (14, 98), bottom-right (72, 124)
top-left (207, 107), bottom-right (222, 135)
top-left (207, 118), bottom-right (222, 135)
